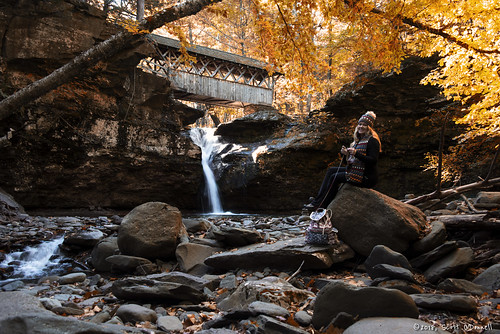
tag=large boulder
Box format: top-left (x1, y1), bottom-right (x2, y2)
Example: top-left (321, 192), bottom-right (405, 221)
top-left (327, 185), bottom-right (427, 256)
top-left (343, 317), bottom-right (452, 334)
top-left (312, 281), bottom-right (419, 329)
top-left (117, 202), bottom-right (186, 260)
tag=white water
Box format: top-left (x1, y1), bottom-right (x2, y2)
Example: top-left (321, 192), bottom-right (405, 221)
top-left (0, 236), bottom-right (65, 279)
top-left (190, 128), bottom-right (225, 214)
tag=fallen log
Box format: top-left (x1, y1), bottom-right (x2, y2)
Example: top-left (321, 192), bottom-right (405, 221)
top-left (430, 214), bottom-right (500, 230)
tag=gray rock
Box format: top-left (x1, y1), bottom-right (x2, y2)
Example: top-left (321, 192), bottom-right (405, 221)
top-left (183, 218), bottom-right (212, 232)
top-left (176, 242), bottom-right (223, 272)
top-left (344, 317), bottom-right (452, 334)
top-left (117, 202), bottom-right (186, 260)
top-left (248, 301), bottom-right (290, 317)
top-left (377, 280), bottom-right (424, 294)
top-left (218, 277), bottom-right (314, 312)
top-left (112, 277), bottom-right (206, 303)
top-left (312, 280), bottom-right (419, 329)
top-left (472, 263), bottom-right (500, 293)
top-left (437, 278), bottom-right (487, 296)
top-left (327, 185), bottom-right (426, 256)
top-left (105, 255), bottom-right (153, 273)
top-left (64, 229), bottom-right (104, 248)
top-left (91, 237), bottom-right (119, 272)
top-left (410, 293), bottom-right (477, 313)
top-left (364, 245), bottom-right (413, 278)
top-left (204, 236), bottom-right (355, 271)
top-left (410, 221), bottom-right (447, 255)
top-left (147, 271), bottom-right (212, 291)
top-left (370, 264), bottom-right (417, 282)
top-left (410, 241), bottom-right (458, 269)
top-left (294, 310), bottom-right (312, 326)
top-left (58, 272), bottom-right (87, 285)
top-left (424, 247), bottom-right (474, 284)
top-left (474, 191), bottom-right (500, 208)
top-left (157, 315), bottom-right (184, 331)
top-left (0, 291), bottom-right (137, 334)
top-left (90, 311), bottom-right (112, 323)
top-left (1, 280), bottom-right (25, 291)
top-left (254, 314), bottom-right (310, 334)
top-left (39, 297), bottom-right (62, 310)
top-left (116, 304), bottom-right (157, 323)
top-left (210, 225), bottom-right (264, 247)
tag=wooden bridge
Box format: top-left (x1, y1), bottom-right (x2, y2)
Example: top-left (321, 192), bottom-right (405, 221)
top-left (139, 34), bottom-right (279, 108)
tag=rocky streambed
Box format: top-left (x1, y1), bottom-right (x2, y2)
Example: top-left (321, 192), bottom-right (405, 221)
top-left (0, 189), bottom-right (500, 334)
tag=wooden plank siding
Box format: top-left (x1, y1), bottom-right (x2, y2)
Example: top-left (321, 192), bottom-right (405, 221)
top-left (170, 71), bottom-right (273, 106)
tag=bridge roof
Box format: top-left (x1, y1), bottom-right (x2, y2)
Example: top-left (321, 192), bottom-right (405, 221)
top-left (149, 34), bottom-right (269, 71)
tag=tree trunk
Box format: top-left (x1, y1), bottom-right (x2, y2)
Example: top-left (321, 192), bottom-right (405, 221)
top-left (0, 0), bottom-right (223, 122)
top-left (137, 0), bottom-right (145, 20)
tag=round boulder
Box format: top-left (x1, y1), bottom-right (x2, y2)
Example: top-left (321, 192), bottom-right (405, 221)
top-left (117, 202), bottom-right (186, 260)
top-left (327, 184), bottom-right (426, 256)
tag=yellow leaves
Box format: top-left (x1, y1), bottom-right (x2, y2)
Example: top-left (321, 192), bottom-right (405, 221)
top-left (117, 19), bottom-right (150, 35)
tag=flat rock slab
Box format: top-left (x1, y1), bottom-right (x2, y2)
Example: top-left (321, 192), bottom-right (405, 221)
top-left (204, 237), bottom-right (355, 271)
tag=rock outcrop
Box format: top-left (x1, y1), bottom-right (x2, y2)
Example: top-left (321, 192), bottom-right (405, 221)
top-left (0, 0), bottom-right (203, 212)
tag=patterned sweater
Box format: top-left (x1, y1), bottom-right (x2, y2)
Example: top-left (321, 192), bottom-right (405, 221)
top-left (345, 136), bottom-right (380, 187)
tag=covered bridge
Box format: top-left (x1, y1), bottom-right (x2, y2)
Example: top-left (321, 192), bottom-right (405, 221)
top-left (139, 34), bottom-right (279, 108)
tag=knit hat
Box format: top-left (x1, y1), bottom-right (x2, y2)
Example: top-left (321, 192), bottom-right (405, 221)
top-left (358, 111), bottom-right (376, 127)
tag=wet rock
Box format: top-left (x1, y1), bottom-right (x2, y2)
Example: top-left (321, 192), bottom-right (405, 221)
top-left (472, 263), bottom-right (500, 293)
top-left (183, 218), bottom-right (213, 232)
top-left (424, 247), bottom-right (474, 284)
top-left (410, 293), bottom-right (477, 313)
top-left (91, 237), bottom-right (119, 272)
top-left (437, 278), bottom-right (487, 296)
top-left (204, 237), bottom-right (355, 271)
top-left (112, 277), bottom-right (206, 303)
top-left (327, 185), bottom-right (426, 256)
top-left (117, 202), bottom-right (187, 260)
top-left (312, 280), bottom-right (419, 329)
top-left (218, 277), bottom-right (314, 312)
top-left (343, 317), bottom-right (452, 334)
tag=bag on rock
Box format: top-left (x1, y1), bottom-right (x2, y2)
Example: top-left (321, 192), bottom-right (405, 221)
top-left (305, 208), bottom-right (339, 245)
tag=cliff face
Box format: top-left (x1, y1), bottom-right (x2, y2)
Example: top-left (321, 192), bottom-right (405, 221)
top-left (0, 0), bottom-right (204, 211)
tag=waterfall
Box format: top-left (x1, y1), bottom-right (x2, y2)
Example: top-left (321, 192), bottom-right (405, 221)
top-left (190, 128), bottom-right (224, 214)
top-left (0, 236), bottom-right (66, 280)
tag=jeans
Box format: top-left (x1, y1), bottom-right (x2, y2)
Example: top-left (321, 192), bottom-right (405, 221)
top-left (311, 167), bottom-right (348, 208)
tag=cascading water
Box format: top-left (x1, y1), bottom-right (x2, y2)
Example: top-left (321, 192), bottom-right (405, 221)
top-left (0, 236), bottom-right (67, 280)
top-left (190, 127), bottom-right (225, 214)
